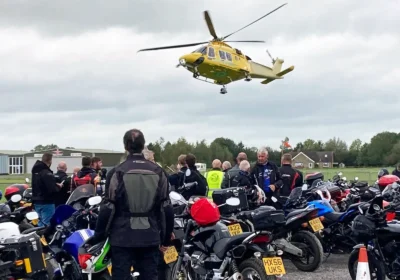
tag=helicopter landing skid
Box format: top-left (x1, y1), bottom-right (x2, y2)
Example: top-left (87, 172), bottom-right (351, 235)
top-left (193, 76), bottom-right (228, 94)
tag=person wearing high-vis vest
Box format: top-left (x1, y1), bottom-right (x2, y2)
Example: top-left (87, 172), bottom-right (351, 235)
top-left (204, 159), bottom-right (224, 197)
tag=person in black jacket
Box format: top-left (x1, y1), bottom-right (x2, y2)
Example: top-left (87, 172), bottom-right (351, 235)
top-left (177, 153), bottom-right (208, 200)
top-left (54, 161), bottom-right (71, 207)
top-left (221, 152), bottom-right (248, 189)
top-left (168, 154), bottom-right (188, 192)
top-left (393, 164), bottom-right (400, 178)
top-left (279, 153), bottom-right (303, 197)
top-left (90, 129), bottom-right (173, 280)
top-left (250, 147), bottom-right (283, 207)
top-left (32, 153), bottom-right (61, 227)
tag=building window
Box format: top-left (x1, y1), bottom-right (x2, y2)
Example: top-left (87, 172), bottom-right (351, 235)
top-left (323, 162), bottom-right (330, 167)
top-left (9, 156), bottom-right (23, 174)
top-left (308, 163), bottom-right (313, 168)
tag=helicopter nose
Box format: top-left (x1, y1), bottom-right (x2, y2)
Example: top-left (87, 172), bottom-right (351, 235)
top-left (179, 54), bottom-right (203, 66)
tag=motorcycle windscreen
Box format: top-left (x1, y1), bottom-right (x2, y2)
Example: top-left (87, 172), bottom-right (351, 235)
top-left (50, 205), bottom-right (77, 226)
top-left (66, 184), bottom-right (96, 205)
top-left (285, 187), bottom-right (302, 206)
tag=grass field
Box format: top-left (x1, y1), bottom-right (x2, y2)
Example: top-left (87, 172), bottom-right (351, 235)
top-left (0, 167), bottom-right (392, 200)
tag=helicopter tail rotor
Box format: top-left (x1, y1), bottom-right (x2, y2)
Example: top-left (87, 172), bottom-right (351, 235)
top-left (266, 49), bottom-right (276, 64)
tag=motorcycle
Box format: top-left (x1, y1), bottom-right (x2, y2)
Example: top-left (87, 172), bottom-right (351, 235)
top-left (169, 191), bottom-right (286, 280)
top-left (0, 193), bottom-right (38, 233)
top-left (347, 185), bottom-right (400, 280)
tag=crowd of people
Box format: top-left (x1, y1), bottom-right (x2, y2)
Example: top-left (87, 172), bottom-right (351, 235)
top-left (29, 128), bottom-right (306, 280)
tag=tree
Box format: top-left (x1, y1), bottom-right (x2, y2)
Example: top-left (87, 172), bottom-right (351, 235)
top-left (31, 144), bottom-right (59, 152)
top-left (367, 132), bottom-right (400, 166)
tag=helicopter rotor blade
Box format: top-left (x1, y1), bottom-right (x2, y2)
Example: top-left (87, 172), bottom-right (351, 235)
top-left (222, 3), bottom-right (287, 40)
top-left (204, 10), bottom-right (218, 40)
top-left (224, 40), bottom-right (265, 43)
top-left (137, 42), bottom-right (209, 52)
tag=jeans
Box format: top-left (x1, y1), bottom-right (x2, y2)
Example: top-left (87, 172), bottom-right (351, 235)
top-left (34, 203), bottom-right (55, 227)
top-left (111, 246), bottom-right (159, 280)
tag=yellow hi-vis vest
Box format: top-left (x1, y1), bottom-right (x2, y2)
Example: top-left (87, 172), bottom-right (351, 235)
top-left (205, 169), bottom-right (224, 198)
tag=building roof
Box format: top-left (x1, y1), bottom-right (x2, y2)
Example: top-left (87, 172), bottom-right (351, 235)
top-left (291, 151), bottom-right (334, 163)
top-left (0, 150), bottom-right (29, 155)
top-left (70, 148), bottom-right (124, 154)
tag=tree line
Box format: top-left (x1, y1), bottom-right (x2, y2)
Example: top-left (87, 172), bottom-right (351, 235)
top-left (146, 131), bottom-right (400, 167)
top-left (31, 131), bottom-right (400, 168)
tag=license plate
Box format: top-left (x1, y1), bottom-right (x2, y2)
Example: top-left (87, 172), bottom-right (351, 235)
top-left (309, 217), bottom-right (324, 232)
top-left (40, 236), bottom-right (48, 246)
top-left (228, 223), bottom-right (243, 236)
top-left (263, 257), bottom-right (286, 275)
top-left (164, 246), bottom-right (178, 264)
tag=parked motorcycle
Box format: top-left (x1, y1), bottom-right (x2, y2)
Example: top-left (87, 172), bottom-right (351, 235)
top-left (169, 191), bottom-right (286, 280)
top-left (348, 183), bottom-right (400, 280)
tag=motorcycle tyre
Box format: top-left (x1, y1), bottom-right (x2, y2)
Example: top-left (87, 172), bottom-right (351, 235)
top-left (290, 230), bottom-right (323, 272)
top-left (62, 258), bottom-right (84, 280)
top-left (239, 258), bottom-right (277, 280)
top-left (347, 249), bottom-right (385, 280)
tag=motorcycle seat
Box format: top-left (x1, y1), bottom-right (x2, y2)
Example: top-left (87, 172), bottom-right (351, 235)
top-left (286, 209), bottom-right (306, 219)
top-left (213, 232), bottom-right (253, 259)
top-left (324, 212), bottom-right (344, 222)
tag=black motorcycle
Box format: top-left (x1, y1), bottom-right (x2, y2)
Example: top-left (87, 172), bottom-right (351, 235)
top-left (169, 191), bottom-right (284, 280)
top-left (348, 183), bottom-right (400, 280)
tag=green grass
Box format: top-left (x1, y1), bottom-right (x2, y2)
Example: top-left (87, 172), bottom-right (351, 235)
top-left (0, 167), bottom-right (391, 200)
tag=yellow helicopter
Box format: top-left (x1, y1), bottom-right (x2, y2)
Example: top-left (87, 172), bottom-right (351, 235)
top-left (138, 3), bottom-right (294, 94)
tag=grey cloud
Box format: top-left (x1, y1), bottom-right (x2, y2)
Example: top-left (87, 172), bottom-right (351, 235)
top-left (0, 0), bottom-right (398, 39)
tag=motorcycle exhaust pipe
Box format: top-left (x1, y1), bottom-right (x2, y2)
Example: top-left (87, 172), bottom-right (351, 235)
top-left (228, 272), bottom-right (243, 280)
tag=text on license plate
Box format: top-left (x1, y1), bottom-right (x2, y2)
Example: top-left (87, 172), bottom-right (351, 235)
top-left (263, 257), bottom-right (286, 275)
top-left (309, 217), bottom-right (324, 232)
top-left (164, 246), bottom-right (178, 264)
top-left (228, 224), bottom-right (243, 236)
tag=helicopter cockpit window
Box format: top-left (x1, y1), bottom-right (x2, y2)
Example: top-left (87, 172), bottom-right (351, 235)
top-left (208, 47), bottom-right (215, 58)
top-left (192, 47), bottom-right (207, 54)
top-left (226, 52), bottom-right (232, 61)
top-left (219, 50), bottom-right (226, 60)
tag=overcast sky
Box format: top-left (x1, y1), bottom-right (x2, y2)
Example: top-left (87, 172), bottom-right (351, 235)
top-left (0, 0), bottom-right (399, 152)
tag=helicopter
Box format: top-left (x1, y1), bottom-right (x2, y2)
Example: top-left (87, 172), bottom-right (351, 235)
top-left (138, 3), bottom-right (294, 94)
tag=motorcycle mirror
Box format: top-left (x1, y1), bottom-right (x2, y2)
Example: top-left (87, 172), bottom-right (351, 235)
top-left (185, 169), bottom-right (191, 177)
top-left (25, 211), bottom-right (39, 221)
top-left (342, 177), bottom-right (347, 181)
top-left (355, 177), bottom-right (359, 181)
top-left (10, 194), bottom-right (22, 203)
top-left (87, 196), bottom-right (102, 206)
top-left (271, 196), bottom-right (278, 203)
top-left (25, 178), bottom-right (30, 183)
top-left (301, 184), bottom-right (308, 191)
top-left (373, 204), bottom-right (381, 211)
top-left (358, 205), bottom-right (364, 215)
top-left (356, 188), bottom-right (360, 191)
top-left (226, 197), bottom-right (240, 206)
top-left (338, 172), bottom-right (343, 176)
top-left (169, 191), bottom-right (183, 201)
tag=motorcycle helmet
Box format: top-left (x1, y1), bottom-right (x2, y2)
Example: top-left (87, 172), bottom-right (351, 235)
top-left (5, 184), bottom-right (29, 201)
top-left (78, 238), bottom-right (111, 273)
top-left (190, 198), bottom-right (220, 226)
top-left (377, 175), bottom-right (400, 191)
top-left (378, 168), bottom-right (389, 179)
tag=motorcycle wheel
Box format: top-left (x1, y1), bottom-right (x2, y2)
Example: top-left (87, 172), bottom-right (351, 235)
top-left (239, 258), bottom-right (276, 280)
top-left (63, 258), bottom-right (84, 280)
top-left (348, 249), bottom-right (385, 280)
top-left (289, 230), bottom-right (323, 272)
top-left (168, 261), bottom-right (188, 280)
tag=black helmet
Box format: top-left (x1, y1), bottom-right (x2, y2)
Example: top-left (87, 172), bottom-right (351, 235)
top-left (378, 168), bottom-right (389, 179)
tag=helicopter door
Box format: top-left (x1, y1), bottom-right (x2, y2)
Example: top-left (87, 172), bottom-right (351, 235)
top-left (208, 47), bottom-right (216, 59)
